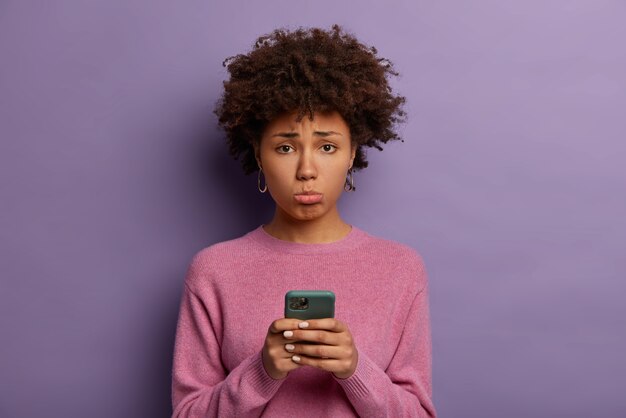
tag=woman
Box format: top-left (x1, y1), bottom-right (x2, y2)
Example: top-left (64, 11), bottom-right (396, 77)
top-left (171, 25), bottom-right (437, 418)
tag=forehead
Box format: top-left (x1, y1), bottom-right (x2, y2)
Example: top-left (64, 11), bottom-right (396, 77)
top-left (264, 110), bottom-right (349, 133)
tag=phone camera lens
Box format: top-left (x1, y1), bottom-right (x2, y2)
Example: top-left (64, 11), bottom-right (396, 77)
top-left (288, 296), bottom-right (309, 310)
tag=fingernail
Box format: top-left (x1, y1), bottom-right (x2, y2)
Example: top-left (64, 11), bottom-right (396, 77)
top-left (285, 344), bottom-right (295, 352)
top-left (283, 330), bottom-right (293, 338)
top-left (298, 321), bottom-right (309, 329)
top-left (292, 355), bottom-right (301, 362)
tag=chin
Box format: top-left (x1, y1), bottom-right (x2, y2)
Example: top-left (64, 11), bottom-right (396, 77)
top-left (292, 209), bottom-right (322, 221)
top-left (288, 206), bottom-right (326, 222)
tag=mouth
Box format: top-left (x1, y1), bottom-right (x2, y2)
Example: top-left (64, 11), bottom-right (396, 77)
top-left (294, 192), bottom-right (323, 204)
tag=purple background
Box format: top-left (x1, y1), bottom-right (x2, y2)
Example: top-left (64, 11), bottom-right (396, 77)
top-left (1, 1), bottom-right (625, 417)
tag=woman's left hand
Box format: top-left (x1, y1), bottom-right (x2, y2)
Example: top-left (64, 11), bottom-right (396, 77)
top-left (282, 318), bottom-right (358, 379)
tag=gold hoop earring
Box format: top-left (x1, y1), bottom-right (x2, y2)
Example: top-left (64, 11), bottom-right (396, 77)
top-left (344, 168), bottom-right (355, 192)
top-left (257, 167), bottom-right (267, 193)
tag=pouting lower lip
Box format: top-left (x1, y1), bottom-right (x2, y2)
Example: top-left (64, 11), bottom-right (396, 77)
top-left (294, 192), bottom-right (322, 196)
top-left (294, 194), bottom-right (323, 204)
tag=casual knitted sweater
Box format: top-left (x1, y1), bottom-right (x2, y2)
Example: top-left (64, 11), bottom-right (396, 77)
top-left (171, 224), bottom-right (437, 418)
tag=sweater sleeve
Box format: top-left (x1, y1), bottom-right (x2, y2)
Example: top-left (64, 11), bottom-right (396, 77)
top-left (171, 282), bottom-right (285, 417)
top-left (333, 280), bottom-right (437, 418)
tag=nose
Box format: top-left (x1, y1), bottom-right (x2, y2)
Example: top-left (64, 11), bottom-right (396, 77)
top-left (296, 148), bottom-right (317, 181)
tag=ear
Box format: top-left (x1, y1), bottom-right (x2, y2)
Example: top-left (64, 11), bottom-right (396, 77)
top-left (253, 141), bottom-right (262, 168)
top-left (349, 143), bottom-right (357, 169)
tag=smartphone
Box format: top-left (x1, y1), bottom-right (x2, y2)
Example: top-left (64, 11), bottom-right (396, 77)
top-left (284, 290), bottom-right (335, 320)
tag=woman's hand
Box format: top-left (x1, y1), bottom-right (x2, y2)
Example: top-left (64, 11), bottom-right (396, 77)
top-left (281, 318), bottom-right (358, 379)
top-left (261, 318), bottom-right (306, 380)
top-left (262, 318), bottom-right (358, 380)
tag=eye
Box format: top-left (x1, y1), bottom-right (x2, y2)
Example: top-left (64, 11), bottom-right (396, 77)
top-left (321, 144), bottom-right (337, 153)
top-left (276, 145), bottom-right (294, 154)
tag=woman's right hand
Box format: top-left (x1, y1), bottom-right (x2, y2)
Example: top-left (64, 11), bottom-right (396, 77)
top-left (261, 318), bottom-right (306, 379)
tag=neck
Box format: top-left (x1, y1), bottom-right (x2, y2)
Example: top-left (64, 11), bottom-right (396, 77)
top-left (262, 207), bottom-right (352, 244)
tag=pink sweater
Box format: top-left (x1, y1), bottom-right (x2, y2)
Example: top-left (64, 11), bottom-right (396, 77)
top-left (171, 224), bottom-right (437, 417)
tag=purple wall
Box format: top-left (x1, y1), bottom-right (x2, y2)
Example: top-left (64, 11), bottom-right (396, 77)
top-left (1, 1), bottom-right (625, 417)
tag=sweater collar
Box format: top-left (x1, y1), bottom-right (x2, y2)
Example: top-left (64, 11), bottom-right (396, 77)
top-left (248, 224), bottom-right (367, 254)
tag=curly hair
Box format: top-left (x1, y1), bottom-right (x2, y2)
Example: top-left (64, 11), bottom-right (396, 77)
top-left (213, 24), bottom-right (407, 175)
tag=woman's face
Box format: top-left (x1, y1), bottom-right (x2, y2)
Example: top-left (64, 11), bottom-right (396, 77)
top-left (255, 110), bottom-right (356, 224)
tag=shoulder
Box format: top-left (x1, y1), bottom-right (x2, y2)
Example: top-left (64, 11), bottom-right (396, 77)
top-left (362, 229), bottom-right (425, 266)
top-left (360, 228), bottom-right (428, 289)
top-left (183, 228), bottom-right (257, 289)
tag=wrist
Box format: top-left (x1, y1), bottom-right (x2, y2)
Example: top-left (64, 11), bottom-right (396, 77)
top-left (261, 350), bottom-right (288, 380)
top-left (332, 370), bottom-right (354, 379)
top-left (333, 350), bottom-right (358, 379)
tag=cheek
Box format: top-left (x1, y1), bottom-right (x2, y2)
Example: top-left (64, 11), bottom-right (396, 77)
top-left (263, 169), bottom-right (292, 199)
top-left (324, 165), bottom-right (350, 195)
top-left (260, 156), bottom-right (286, 183)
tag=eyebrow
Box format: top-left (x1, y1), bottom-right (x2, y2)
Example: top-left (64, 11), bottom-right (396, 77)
top-left (271, 131), bottom-right (343, 138)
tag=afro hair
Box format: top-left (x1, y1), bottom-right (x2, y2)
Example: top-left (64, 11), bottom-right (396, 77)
top-left (214, 24), bottom-right (407, 175)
